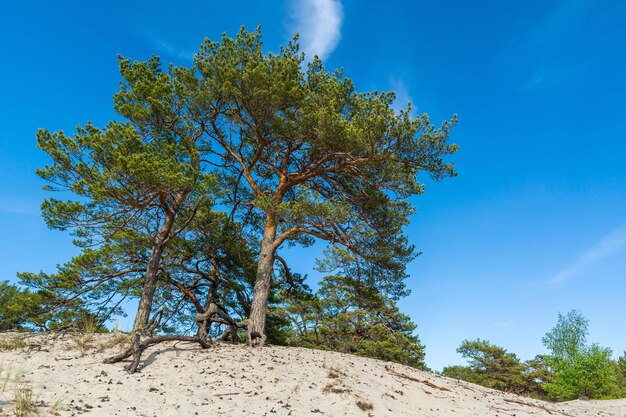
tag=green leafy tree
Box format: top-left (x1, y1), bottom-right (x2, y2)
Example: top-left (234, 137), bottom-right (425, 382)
top-left (280, 275), bottom-right (426, 369)
top-left (35, 56), bottom-right (217, 334)
top-left (440, 365), bottom-right (477, 383)
top-left (0, 281), bottom-right (40, 331)
top-left (29, 27), bottom-right (456, 363)
top-left (542, 310), bottom-right (617, 400)
top-left (31, 55), bottom-right (245, 372)
top-left (525, 354), bottom-right (554, 397)
top-left (18, 199), bottom-right (261, 370)
top-left (0, 279), bottom-right (108, 332)
top-left (192, 27), bottom-right (457, 344)
top-left (441, 339), bottom-right (543, 396)
top-left (614, 352), bottom-right (626, 397)
top-left (18, 243), bottom-right (141, 329)
top-left (152, 208), bottom-right (259, 337)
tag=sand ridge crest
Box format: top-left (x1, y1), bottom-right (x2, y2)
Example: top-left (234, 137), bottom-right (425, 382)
top-left (0, 333), bottom-right (623, 416)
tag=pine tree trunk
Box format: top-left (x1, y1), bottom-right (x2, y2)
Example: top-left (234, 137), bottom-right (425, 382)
top-left (132, 210), bottom-right (177, 332)
top-left (247, 214), bottom-right (277, 346)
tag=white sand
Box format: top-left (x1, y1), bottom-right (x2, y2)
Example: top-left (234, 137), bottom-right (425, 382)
top-left (1, 333), bottom-right (624, 416)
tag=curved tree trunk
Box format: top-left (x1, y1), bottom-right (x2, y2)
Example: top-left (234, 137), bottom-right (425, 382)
top-left (132, 209), bottom-right (177, 332)
top-left (247, 214), bottom-right (277, 346)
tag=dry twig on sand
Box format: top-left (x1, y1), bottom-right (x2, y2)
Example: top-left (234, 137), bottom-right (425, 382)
top-left (503, 398), bottom-right (574, 416)
top-left (384, 365), bottom-right (450, 392)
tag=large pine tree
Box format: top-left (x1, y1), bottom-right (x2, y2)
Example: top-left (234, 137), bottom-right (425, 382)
top-left (25, 27), bottom-right (457, 370)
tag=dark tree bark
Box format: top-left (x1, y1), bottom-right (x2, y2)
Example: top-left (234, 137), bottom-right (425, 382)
top-left (132, 206), bottom-right (177, 332)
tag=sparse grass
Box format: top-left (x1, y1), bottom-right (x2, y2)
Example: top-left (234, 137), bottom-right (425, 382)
top-left (81, 316), bottom-right (98, 335)
top-left (72, 317), bottom-right (98, 353)
top-left (328, 368), bottom-right (342, 379)
top-left (2, 363), bottom-right (29, 391)
top-left (321, 359), bottom-right (351, 396)
top-left (12, 365), bottom-right (27, 383)
top-left (13, 385), bottom-right (36, 417)
top-left (1, 361), bottom-right (38, 416)
top-left (326, 364), bottom-right (347, 379)
top-left (2, 363), bottom-right (13, 392)
top-left (98, 321), bottom-right (131, 352)
top-left (50, 393), bottom-right (69, 414)
top-left (72, 334), bottom-right (94, 353)
top-left (0, 335), bottom-right (28, 351)
top-left (321, 357), bottom-right (372, 414)
top-left (322, 357), bottom-right (346, 379)
top-left (323, 383), bottom-right (351, 394)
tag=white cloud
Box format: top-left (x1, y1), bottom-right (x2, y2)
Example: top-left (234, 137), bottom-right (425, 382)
top-left (548, 227), bottom-right (626, 285)
top-left (389, 77), bottom-right (417, 115)
top-left (152, 39), bottom-right (195, 61)
top-left (288, 0), bottom-right (343, 59)
top-left (138, 31), bottom-right (195, 61)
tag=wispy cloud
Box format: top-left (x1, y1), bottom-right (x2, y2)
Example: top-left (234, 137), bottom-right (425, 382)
top-left (501, 0), bottom-right (592, 90)
top-left (138, 31), bottom-right (195, 61)
top-left (389, 77), bottom-right (417, 115)
top-left (547, 227), bottom-right (626, 285)
top-left (527, 0), bottom-right (590, 46)
top-left (153, 39), bottom-right (195, 61)
top-left (288, 0), bottom-right (343, 60)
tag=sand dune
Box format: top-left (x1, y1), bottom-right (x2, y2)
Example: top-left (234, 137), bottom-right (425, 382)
top-left (0, 333), bottom-right (624, 416)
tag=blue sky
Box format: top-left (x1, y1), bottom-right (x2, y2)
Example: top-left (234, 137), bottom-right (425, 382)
top-left (1, 0), bottom-right (625, 371)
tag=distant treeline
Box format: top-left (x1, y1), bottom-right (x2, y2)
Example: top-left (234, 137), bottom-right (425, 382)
top-left (441, 310), bottom-right (626, 401)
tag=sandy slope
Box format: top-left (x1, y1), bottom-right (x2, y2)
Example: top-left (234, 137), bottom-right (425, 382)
top-left (0, 333), bottom-right (624, 417)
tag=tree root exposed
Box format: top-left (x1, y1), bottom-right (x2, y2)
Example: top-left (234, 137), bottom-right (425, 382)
top-left (384, 365), bottom-right (451, 392)
top-left (104, 302), bottom-right (245, 373)
top-left (103, 333), bottom-right (210, 373)
top-left (503, 398), bottom-right (571, 416)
